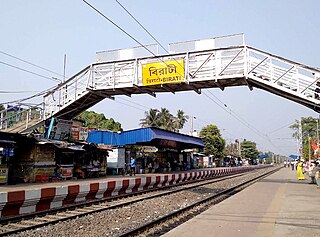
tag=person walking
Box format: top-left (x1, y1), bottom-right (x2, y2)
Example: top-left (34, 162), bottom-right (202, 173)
top-left (297, 159), bottom-right (305, 180)
top-left (130, 157), bottom-right (136, 176)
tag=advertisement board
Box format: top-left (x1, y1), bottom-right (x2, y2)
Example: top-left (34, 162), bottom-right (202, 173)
top-left (0, 165), bottom-right (8, 184)
top-left (49, 119), bottom-right (73, 141)
top-left (107, 148), bottom-right (125, 168)
top-left (79, 127), bottom-right (96, 141)
top-left (142, 59), bottom-right (185, 86)
top-left (61, 164), bottom-right (74, 178)
top-left (79, 127), bottom-right (88, 141)
top-left (71, 125), bottom-right (80, 140)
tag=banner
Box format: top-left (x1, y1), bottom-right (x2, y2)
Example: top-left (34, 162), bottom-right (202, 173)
top-left (142, 59), bottom-right (185, 86)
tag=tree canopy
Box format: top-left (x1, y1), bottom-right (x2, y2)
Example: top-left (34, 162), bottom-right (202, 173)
top-left (76, 111), bottom-right (122, 132)
top-left (140, 108), bottom-right (188, 132)
top-left (0, 104), bottom-right (4, 111)
top-left (290, 117), bottom-right (319, 159)
top-left (199, 124), bottom-right (225, 159)
top-left (240, 140), bottom-right (259, 164)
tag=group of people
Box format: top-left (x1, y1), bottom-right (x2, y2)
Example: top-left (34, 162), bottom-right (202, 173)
top-left (284, 159), bottom-right (320, 184)
top-left (283, 159), bottom-right (307, 180)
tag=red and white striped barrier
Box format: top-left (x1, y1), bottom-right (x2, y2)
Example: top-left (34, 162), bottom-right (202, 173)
top-left (0, 166), bottom-right (264, 218)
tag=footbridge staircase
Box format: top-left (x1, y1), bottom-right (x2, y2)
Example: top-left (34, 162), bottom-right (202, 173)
top-left (1, 34), bottom-right (320, 134)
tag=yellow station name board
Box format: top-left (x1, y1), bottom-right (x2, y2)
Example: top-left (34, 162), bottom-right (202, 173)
top-left (142, 59), bottom-right (185, 86)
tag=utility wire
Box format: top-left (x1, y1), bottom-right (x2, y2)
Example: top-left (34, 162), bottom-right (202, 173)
top-left (0, 51), bottom-right (67, 104)
top-left (113, 100), bottom-right (146, 112)
top-left (0, 50), bottom-right (65, 79)
top-left (205, 89), bottom-right (263, 135)
top-left (115, 0), bottom-right (170, 55)
top-left (0, 90), bottom-right (40, 94)
top-left (0, 85), bottom-right (58, 105)
top-left (269, 121), bottom-right (295, 134)
top-left (83, 0), bottom-right (157, 57)
top-left (203, 90), bottom-right (285, 153)
top-left (117, 97), bottom-right (151, 110)
top-left (0, 60), bottom-right (61, 83)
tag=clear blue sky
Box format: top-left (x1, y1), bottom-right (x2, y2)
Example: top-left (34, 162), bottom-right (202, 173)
top-left (1, 0), bottom-right (319, 156)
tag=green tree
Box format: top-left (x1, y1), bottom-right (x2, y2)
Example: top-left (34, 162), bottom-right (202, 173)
top-left (76, 111), bottom-right (122, 132)
top-left (175, 110), bottom-right (188, 132)
top-left (290, 117), bottom-right (319, 159)
top-left (140, 109), bottom-right (161, 128)
top-left (158, 108), bottom-right (175, 131)
top-left (199, 124), bottom-right (225, 159)
top-left (140, 108), bottom-right (188, 132)
top-left (0, 104), bottom-right (4, 111)
top-left (241, 140), bottom-right (259, 164)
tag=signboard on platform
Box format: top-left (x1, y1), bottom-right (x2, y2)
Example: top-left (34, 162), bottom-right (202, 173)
top-left (108, 148), bottom-right (125, 168)
top-left (142, 59), bottom-right (185, 86)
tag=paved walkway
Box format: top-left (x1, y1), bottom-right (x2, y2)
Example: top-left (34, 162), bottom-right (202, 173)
top-left (163, 167), bottom-right (320, 237)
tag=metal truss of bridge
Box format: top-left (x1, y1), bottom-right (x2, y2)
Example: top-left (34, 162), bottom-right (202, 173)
top-left (1, 34), bottom-right (320, 133)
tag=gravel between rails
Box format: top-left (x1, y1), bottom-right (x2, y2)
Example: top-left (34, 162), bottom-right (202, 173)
top-left (10, 167), bottom-right (277, 237)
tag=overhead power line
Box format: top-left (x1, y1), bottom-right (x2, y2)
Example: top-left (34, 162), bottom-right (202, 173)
top-left (0, 50), bottom-right (65, 79)
top-left (0, 90), bottom-right (40, 94)
top-left (0, 50), bottom-right (68, 104)
top-left (0, 60), bottom-right (61, 83)
top-left (83, 0), bottom-right (157, 58)
top-left (0, 85), bottom-right (59, 105)
top-left (115, 0), bottom-right (169, 54)
top-left (269, 121), bottom-right (295, 134)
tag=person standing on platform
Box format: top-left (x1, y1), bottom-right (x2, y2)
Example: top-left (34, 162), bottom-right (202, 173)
top-left (130, 157), bottom-right (136, 176)
top-left (297, 159), bottom-right (305, 180)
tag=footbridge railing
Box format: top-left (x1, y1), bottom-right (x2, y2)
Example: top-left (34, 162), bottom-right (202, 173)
top-left (1, 34), bottom-right (320, 133)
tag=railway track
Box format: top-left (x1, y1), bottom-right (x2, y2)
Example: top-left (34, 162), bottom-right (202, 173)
top-left (0, 167), bottom-right (279, 236)
top-left (119, 167), bottom-right (281, 237)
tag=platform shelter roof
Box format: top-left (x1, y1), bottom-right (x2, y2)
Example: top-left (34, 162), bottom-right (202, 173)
top-left (87, 127), bottom-right (204, 150)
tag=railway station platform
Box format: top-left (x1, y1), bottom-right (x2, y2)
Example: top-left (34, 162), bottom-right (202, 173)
top-left (0, 166), bottom-right (260, 218)
top-left (163, 167), bottom-right (320, 237)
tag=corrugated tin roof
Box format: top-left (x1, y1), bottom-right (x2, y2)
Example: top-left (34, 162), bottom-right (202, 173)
top-left (87, 127), bottom-right (204, 148)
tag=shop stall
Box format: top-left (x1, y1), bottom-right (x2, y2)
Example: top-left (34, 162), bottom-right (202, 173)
top-left (0, 140), bottom-right (15, 184)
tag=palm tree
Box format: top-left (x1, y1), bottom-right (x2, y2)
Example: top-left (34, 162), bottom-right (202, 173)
top-left (175, 109), bottom-right (188, 132)
top-left (140, 108), bottom-right (188, 132)
top-left (140, 109), bottom-right (160, 127)
top-left (158, 108), bottom-right (175, 131)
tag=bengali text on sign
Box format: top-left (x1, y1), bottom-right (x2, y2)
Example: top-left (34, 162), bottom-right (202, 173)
top-left (142, 59), bottom-right (185, 86)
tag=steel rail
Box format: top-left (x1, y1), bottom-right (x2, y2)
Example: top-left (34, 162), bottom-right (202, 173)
top-left (118, 167), bottom-right (281, 237)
